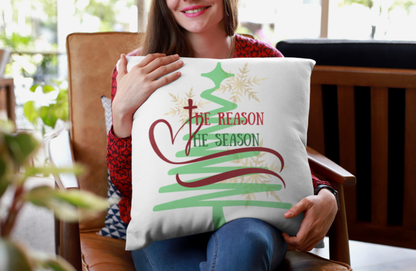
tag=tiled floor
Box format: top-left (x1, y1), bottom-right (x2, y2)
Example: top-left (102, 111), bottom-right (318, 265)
top-left (311, 237), bottom-right (416, 270)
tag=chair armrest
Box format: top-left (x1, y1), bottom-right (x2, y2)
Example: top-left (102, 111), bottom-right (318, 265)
top-left (47, 129), bottom-right (79, 190)
top-left (307, 146), bottom-right (356, 186)
top-left (307, 147), bottom-right (355, 265)
top-left (46, 129), bottom-right (82, 270)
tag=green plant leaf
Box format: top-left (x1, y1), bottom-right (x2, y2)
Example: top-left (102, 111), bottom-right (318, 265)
top-left (4, 133), bottom-right (39, 166)
top-left (24, 186), bottom-right (108, 222)
top-left (0, 32), bottom-right (34, 50)
top-left (44, 259), bottom-right (76, 271)
top-left (0, 128), bottom-right (16, 197)
top-left (55, 189), bottom-right (109, 211)
top-left (51, 88), bottom-right (69, 121)
top-left (0, 238), bottom-right (33, 271)
top-left (25, 165), bottom-right (84, 177)
top-left (40, 106), bottom-right (58, 128)
top-left (23, 101), bottom-right (39, 124)
top-left (0, 156), bottom-right (11, 198)
top-left (29, 250), bottom-right (76, 271)
top-left (29, 84), bottom-right (39, 92)
top-left (23, 186), bottom-right (82, 221)
top-left (0, 120), bottom-right (15, 133)
top-left (42, 84), bottom-right (55, 94)
top-left (0, 149), bottom-right (13, 197)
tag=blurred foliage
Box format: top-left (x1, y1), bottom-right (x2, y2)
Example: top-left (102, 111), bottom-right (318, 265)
top-left (0, 119), bottom-right (109, 271)
top-left (73, 0), bottom-right (134, 31)
top-left (1, 0), bottom-right (136, 36)
top-left (0, 32), bottom-right (34, 51)
top-left (23, 80), bottom-right (69, 133)
top-left (390, 0), bottom-right (416, 12)
top-left (0, 31), bottom-right (59, 83)
top-left (339, 0), bottom-right (416, 12)
top-left (2, 0), bottom-right (57, 39)
top-left (339, 0), bottom-right (374, 8)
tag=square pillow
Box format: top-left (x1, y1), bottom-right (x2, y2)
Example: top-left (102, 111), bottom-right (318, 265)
top-left (125, 57), bottom-right (315, 250)
top-left (98, 95), bottom-right (128, 240)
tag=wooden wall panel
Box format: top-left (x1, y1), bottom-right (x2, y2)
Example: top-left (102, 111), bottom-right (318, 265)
top-left (403, 88), bottom-right (416, 230)
top-left (370, 87), bottom-right (389, 226)
top-left (337, 85), bottom-right (357, 223)
top-left (308, 84), bottom-right (326, 155)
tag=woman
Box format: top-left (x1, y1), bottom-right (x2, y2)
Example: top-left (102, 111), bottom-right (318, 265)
top-left (107, 0), bottom-right (338, 270)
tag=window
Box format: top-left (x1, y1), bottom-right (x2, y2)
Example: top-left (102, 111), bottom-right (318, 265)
top-left (238, 0), bottom-right (416, 44)
top-left (328, 0), bottom-right (416, 40)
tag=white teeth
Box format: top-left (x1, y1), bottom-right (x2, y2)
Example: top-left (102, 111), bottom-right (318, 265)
top-left (184, 7), bottom-right (207, 14)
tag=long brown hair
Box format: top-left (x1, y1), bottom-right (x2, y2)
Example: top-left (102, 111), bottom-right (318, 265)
top-left (141, 0), bottom-right (239, 57)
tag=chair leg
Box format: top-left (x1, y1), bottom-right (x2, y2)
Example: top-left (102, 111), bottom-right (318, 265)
top-left (328, 182), bottom-right (351, 265)
top-left (59, 221), bottom-right (82, 271)
top-left (55, 218), bottom-right (60, 255)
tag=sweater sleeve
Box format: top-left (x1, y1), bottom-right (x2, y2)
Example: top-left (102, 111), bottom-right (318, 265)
top-left (106, 66), bottom-right (133, 223)
top-left (311, 171), bottom-right (332, 191)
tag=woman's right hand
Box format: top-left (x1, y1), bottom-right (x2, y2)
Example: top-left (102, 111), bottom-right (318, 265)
top-left (112, 53), bottom-right (183, 138)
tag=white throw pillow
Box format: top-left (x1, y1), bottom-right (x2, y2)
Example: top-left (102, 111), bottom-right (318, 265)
top-left (124, 56), bottom-right (315, 250)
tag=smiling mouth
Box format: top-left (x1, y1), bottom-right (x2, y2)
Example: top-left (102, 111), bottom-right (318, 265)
top-left (182, 6), bottom-right (210, 14)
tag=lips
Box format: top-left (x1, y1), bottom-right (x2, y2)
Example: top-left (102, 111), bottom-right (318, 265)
top-left (183, 6), bottom-right (209, 14)
top-left (181, 5), bottom-right (210, 17)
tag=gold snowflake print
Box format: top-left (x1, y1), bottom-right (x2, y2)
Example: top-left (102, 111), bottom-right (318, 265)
top-left (221, 140), bottom-right (283, 207)
top-left (216, 63), bottom-right (266, 104)
top-left (164, 88), bottom-right (210, 125)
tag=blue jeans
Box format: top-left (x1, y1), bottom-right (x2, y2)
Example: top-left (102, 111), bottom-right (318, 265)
top-left (131, 218), bottom-right (287, 271)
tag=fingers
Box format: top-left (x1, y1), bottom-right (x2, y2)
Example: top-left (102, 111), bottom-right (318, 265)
top-left (148, 59), bottom-right (183, 82)
top-left (116, 54), bottom-right (128, 82)
top-left (283, 231), bottom-right (319, 251)
top-left (127, 53), bottom-right (182, 86)
top-left (284, 198), bottom-right (310, 218)
top-left (283, 195), bottom-right (334, 251)
top-left (151, 70), bottom-right (182, 91)
top-left (118, 53), bottom-right (168, 80)
top-left (282, 219), bottom-right (310, 250)
top-left (282, 232), bottom-right (294, 245)
top-left (137, 53), bottom-right (167, 68)
top-left (299, 233), bottom-right (323, 251)
top-left (141, 54), bottom-right (181, 76)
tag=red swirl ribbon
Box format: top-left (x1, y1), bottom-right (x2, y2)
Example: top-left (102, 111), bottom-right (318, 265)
top-left (149, 119), bottom-right (285, 188)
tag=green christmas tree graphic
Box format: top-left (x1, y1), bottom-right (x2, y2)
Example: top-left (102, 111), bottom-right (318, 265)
top-left (153, 62), bottom-right (292, 230)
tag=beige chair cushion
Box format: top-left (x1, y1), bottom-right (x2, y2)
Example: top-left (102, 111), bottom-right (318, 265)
top-left (66, 32), bottom-right (143, 231)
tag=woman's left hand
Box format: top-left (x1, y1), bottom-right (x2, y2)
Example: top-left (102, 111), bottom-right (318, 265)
top-left (282, 188), bottom-right (338, 251)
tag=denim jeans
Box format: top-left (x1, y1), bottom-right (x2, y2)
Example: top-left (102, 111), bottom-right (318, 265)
top-left (131, 218), bottom-right (287, 271)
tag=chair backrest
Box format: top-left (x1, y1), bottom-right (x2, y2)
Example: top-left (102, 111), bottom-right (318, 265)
top-left (310, 66), bottom-right (416, 249)
top-left (277, 39), bottom-right (416, 250)
top-left (66, 32), bottom-right (143, 231)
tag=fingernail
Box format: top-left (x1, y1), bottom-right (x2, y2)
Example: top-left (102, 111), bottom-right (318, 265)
top-left (178, 60), bottom-right (183, 65)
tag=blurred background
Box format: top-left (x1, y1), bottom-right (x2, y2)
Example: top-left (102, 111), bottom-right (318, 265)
top-left (1, 0), bottom-right (416, 130)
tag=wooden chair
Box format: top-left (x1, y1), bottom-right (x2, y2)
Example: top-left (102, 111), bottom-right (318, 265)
top-left (309, 66), bottom-right (416, 249)
top-left (49, 32), bottom-right (355, 271)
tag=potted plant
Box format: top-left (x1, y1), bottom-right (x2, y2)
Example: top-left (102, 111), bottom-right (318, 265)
top-left (0, 120), bottom-right (108, 270)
